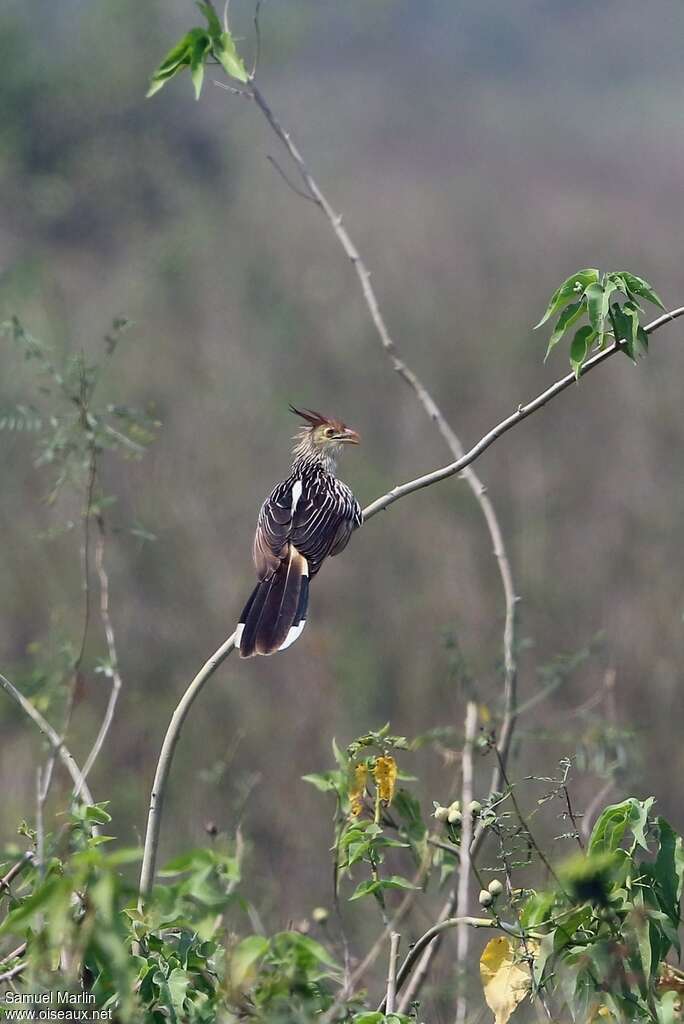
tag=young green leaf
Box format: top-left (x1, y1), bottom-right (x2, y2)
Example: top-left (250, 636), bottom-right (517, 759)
top-left (534, 269), bottom-right (599, 329)
top-left (196, 0), bottom-right (223, 40)
top-left (215, 32), bottom-right (249, 83)
top-left (616, 271), bottom-right (665, 311)
top-left (190, 33), bottom-right (211, 100)
top-left (569, 325), bottom-right (595, 379)
top-left (544, 301), bottom-right (584, 362)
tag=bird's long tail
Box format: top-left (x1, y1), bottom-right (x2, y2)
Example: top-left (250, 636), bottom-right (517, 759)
top-left (236, 546), bottom-right (310, 658)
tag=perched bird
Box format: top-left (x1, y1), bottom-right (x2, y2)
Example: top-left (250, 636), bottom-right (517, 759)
top-left (236, 406), bottom-right (363, 658)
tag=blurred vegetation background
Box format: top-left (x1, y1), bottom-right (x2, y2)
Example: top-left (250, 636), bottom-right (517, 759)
top-left (1, 0), bottom-right (684, 980)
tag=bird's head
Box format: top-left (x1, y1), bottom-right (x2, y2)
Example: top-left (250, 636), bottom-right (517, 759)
top-left (289, 405), bottom-right (360, 463)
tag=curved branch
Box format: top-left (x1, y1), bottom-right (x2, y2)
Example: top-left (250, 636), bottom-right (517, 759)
top-left (137, 307), bottom-right (683, 899)
top-left (362, 307), bottom-right (684, 520)
top-left (377, 915), bottom-right (506, 1012)
top-left (0, 672), bottom-right (94, 807)
top-left (138, 631), bottom-right (237, 903)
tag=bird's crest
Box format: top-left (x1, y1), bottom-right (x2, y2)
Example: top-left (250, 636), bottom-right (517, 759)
top-left (289, 404), bottom-right (331, 428)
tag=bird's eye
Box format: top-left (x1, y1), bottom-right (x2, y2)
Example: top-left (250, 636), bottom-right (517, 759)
top-left (324, 427), bottom-right (335, 437)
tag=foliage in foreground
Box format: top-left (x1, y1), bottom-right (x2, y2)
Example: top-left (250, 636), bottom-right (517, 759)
top-left (1, 731), bottom-right (682, 1023)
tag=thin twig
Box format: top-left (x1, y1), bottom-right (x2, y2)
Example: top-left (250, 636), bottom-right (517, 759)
top-left (0, 672), bottom-right (94, 806)
top-left (378, 916), bottom-right (509, 1012)
top-left (0, 854), bottom-right (34, 895)
top-left (581, 669), bottom-right (618, 841)
top-left (0, 962), bottom-right (26, 984)
top-left (562, 783), bottom-right (584, 851)
top-left (0, 943), bottom-right (27, 967)
top-left (40, 452), bottom-right (98, 808)
top-left (77, 519), bottom-right (123, 793)
top-left (454, 702), bottom-right (478, 1024)
top-left (266, 155), bottom-right (318, 204)
top-left (385, 932), bottom-right (401, 1014)
top-left (251, 0), bottom-right (262, 79)
top-left (36, 767), bottom-right (45, 877)
top-left (362, 307), bottom-right (684, 521)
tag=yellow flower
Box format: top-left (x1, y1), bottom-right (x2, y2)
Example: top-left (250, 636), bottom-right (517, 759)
top-left (372, 755), bottom-right (398, 806)
top-left (349, 763), bottom-right (368, 818)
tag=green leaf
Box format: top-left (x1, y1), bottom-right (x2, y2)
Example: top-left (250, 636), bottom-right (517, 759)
top-left (653, 817), bottom-right (684, 924)
top-left (167, 968), bottom-right (190, 1017)
top-left (230, 935), bottom-right (269, 988)
top-left (215, 31), bottom-right (249, 83)
top-left (544, 301), bottom-right (584, 362)
top-left (190, 33), bottom-right (211, 100)
top-left (583, 282), bottom-right (605, 333)
top-left (588, 798), bottom-right (653, 856)
top-left (349, 875), bottom-right (418, 901)
top-left (196, 1), bottom-right (222, 39)
top-left (569, 325), bottom-right (595, 379)
top-left (616, 271), bottom-right (665, 311)
top-left (302, 772), bottom-right (340, 793)
top-left (534, 269), bottom-right (599, 329)
top-left (0, 878), bottom-right (66, 935)
top-left (84, 803), bottom-right (113, 825)
top-left (147, 28), bottom-right (212, 99)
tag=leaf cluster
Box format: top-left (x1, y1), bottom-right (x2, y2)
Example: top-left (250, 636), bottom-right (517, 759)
top-left (521, 798), bottom-right (684, 1022)
top-left (147, 2), bottom-right (248, 101)
top-left (535, 269), bottom-right (665, 378)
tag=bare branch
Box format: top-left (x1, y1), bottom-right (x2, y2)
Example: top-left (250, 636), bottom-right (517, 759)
top-left (0, 854), bottom-right (34, 895)
top-left (251, 0), bottom-right (263, 79)
top-left (384, 931), bottom-right (401, 1015)
top-left (266, 155), bottom-right (317, 204)
top-left (0, 672), bottom-right (94, 806)
top-left (77, 519), bottom-right (123, 790)
top-left (138, 630), bottom-right (237, 904)
top-left (363, 307), bottom-right (684, 521)
top-left (378, 916), bottom-right (507, 1012)
top-left (0, 962), bottom-right (26, 984)
top-left (454, 702), bottom-right (478, 1024)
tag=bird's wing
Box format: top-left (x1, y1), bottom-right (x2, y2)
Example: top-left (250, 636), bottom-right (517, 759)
top-left (291, 477), bottom-right (361, 576)
top-left (254, 475), bottom-right (361, 580)
top-left (253, 479), bottom-right (299, 579)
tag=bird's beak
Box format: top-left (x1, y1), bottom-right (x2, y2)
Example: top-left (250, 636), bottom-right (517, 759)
top-left (337, 427), bottom-right (361, 445)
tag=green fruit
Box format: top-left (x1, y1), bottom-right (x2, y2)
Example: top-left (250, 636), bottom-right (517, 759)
top-left (434, 806), bottom-right (449, 822)
top-left (488, 879), bottom-right (504, 897)
top-left (478, 889), bottom-right (494, 907)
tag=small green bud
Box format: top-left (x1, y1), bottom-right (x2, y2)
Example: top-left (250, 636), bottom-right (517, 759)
top-left (478, 889), bottom-right (494, 907)
top-left (488, 879), bottom-right (504, 897)
top-left (447, 800), bottom-right (461, 815)
top-left (447, 808), bottom-right (463, 825)
top-left (434, 805), bottom-right (449, 822)
top-left (312, 907), bottom-right (329, 924)
top-left (468, 800), bottom-right (483, 815)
